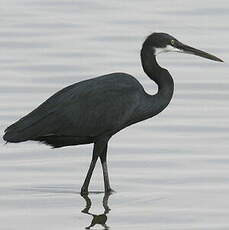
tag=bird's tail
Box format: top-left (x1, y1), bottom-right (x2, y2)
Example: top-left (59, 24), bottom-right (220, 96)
top-left (3, 116), bottom-right (40, 143)
top-left (3, 128), bottom-right (29, 143)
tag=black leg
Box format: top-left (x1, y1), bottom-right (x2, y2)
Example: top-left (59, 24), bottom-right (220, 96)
top-left (81, 194), bottom-right (92, 214)
top-left (103, 193), bottom-right (111, 214)
top-left (81, 139), bottom-right (109, 195)
top-left (81, 145), bottom-right (99, 195)
top-left (100, 143), bottom-right (114, 194)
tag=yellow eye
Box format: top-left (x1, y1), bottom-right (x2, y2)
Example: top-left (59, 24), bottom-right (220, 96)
top-left (171, 39), bottom-right (175, 45)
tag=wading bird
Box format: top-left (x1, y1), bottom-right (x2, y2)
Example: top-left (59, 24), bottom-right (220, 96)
top-left (3, 33), bottom-right (223, 195)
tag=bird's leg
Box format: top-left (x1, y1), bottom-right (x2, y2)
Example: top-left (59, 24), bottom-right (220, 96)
top-left (103, 193), bottom-right (111, 214)
top-left (81, 144), bottom-right (99, 195)
top-left (100, 144), bottom-right (114, 194)
top-left (81, 194), bottom-right (92, 214)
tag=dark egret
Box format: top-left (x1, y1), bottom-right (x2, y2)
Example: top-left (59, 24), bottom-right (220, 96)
top-left (3, 32), bottom-right (223, 195)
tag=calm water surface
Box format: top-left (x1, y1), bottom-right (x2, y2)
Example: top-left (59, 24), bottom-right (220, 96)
top-left (1, 0), bottom-right (229, 229)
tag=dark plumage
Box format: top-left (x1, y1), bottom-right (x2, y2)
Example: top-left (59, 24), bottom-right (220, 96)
top-left (4, 73), bottom-right (146, 147)
top-left (3, 32), bottom-right (223, 194)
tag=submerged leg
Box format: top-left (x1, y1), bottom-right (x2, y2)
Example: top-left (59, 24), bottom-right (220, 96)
top-left (100, 143), bottom-right (114, 194)
top-left (81, 139), bottom-right (109, 195)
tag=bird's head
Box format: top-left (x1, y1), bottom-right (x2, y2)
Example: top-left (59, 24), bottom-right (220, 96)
top-left (142, 32), bottom-right (223, 62)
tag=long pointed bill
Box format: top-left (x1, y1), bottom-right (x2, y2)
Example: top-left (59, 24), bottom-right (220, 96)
top-left (176, 42), bottom-right (223, 62)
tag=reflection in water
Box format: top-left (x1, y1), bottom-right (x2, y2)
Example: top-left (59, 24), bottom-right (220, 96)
top-left (81, 194), bottom-right (111, 229)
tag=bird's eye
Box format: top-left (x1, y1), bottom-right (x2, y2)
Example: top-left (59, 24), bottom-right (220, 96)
top-left (171, 40), bottom-right (175, 45)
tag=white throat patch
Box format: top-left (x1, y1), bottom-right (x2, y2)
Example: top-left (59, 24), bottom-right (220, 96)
top-left (154, 45), bottom-right (182, 56)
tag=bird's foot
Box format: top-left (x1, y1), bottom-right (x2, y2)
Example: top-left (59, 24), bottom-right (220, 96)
top-left (81, 187), bottom-right (115, 195)
top-left (105, 188), bottom-right (115, 194)
top-left (80, 187), bottom-right (89, 196)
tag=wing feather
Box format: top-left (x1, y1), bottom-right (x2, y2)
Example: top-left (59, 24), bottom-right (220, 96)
top-left (3, 73), bottom-right (143, 143)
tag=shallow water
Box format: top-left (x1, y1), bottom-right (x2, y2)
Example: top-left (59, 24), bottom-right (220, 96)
top-left (1, 0), bottom-right (229, 229)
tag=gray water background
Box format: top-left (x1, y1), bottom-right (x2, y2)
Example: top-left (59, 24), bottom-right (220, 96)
top-left (0, 0), bottom-right (229, 229)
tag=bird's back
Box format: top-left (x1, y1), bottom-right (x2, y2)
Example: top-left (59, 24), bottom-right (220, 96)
top-left (3, 72), bottom-right (145, 147)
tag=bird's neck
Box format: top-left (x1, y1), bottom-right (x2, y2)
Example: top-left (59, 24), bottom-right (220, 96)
top-left (140, 46), bottom-right (174, 118)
